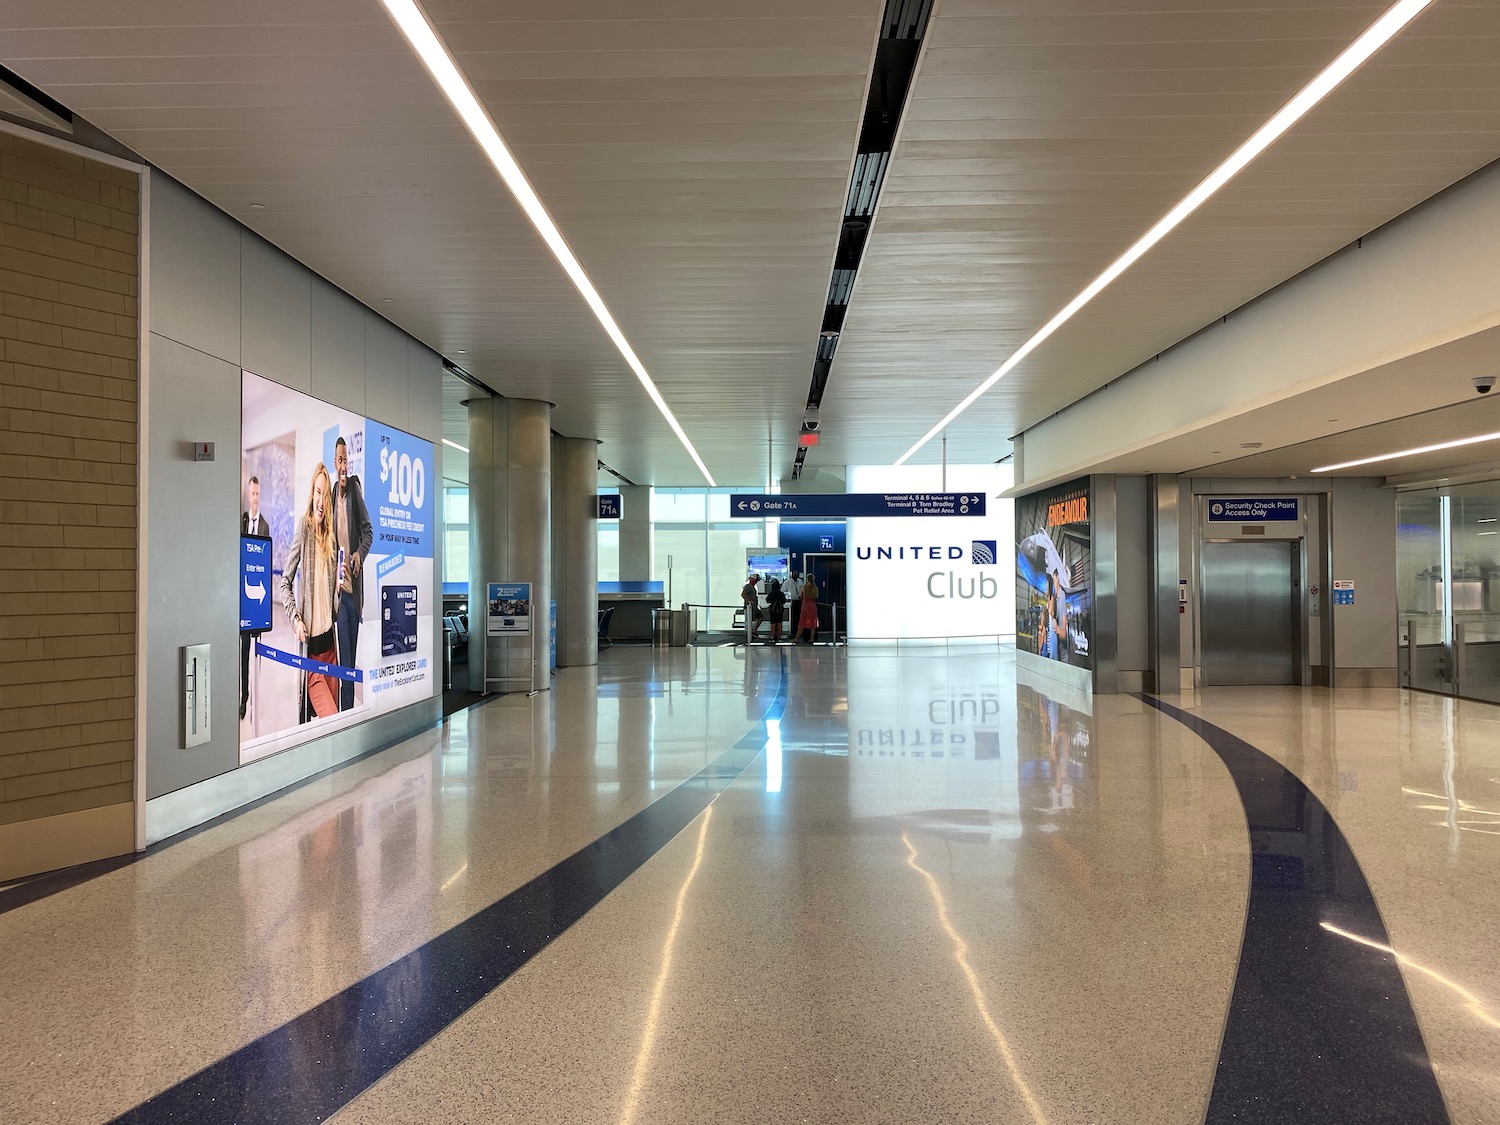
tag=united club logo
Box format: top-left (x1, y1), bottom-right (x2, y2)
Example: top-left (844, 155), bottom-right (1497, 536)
top-left (971, 540), bottom-right (997, 565)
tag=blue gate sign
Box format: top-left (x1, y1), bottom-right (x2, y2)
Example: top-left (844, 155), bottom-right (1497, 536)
top-left (240, 534), bottom-right (272, 632)
top-left (729, 493), bottom-right (986, 518)
top-left (597, 494), bottom-right (621, 519)
top-left (1207, 497), bottom-right (1299, 522)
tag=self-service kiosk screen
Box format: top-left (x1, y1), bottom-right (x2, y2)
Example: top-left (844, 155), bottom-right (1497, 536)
top-left (747, 549), bottom-right (791, 584)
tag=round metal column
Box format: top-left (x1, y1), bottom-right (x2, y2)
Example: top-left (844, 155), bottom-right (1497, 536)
top-left (551, 434), bottom-right (599, 668)
top-left (467, 396), bottom-right (552, 693)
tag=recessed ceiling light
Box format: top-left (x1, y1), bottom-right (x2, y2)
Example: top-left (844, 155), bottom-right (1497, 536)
top-left (250, 203), bottom-right (264, 210)
top-left (442, 438), bottom-right (470, 454)
top-left (456, 349), bottom-right (466, 354)
top-left (379, 0), bottom-right (716, 485)
top-left (1312, 430), bottom-right (1500, 473)
top-left (382, 298), bottom-right (393, 303)
top-left (893, 0), bottom-right (1435, 467)
top-left (1240, 442), bottom-right (1263, 450)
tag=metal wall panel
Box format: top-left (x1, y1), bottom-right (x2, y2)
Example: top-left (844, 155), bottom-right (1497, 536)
top-left (1201, 540), bottom-right (1298, 686)
top-left (240, 231), bottom-right (311, 391)
top-left (148, 172), bottom-right (240, 363)
top-left (1091, 475), bottom-right (1118, 694)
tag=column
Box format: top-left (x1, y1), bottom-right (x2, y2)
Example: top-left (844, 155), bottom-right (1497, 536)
top-left (1148, 474), bottom-right (1181, 694)
top-left (551, 434), bottom-right (599, 668)
top-left (618, 484), bottom-right (651, 580)
top-left (468, 396), bottom-right (552, 693)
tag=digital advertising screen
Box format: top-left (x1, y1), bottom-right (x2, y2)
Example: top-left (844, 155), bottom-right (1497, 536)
top-left (239, 371), bottom-right (436, 764)
top-left (1014, 477), bottom-right (1093, 672)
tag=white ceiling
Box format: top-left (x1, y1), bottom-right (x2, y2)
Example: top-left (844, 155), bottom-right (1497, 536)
top-left (820, 0), bottom-right (1500, 468)
top-left (6, 0), bottom-right (1500, 485)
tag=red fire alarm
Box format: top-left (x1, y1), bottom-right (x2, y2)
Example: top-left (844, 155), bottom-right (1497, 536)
top-left (799, 432), bottom-right (819, 447)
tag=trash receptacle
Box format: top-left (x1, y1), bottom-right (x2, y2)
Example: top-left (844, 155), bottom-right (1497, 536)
top-left (652, 607), bottom-right (673, 647)
top-left (668, 608), bottom-right (690, 647)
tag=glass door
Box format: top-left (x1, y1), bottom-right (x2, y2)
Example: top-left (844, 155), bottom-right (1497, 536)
top-left (1449, 485), bottom-right (1500, 703)
top-left (1398, 491), bottom-right (1449, 692)
top-left (1397, 483), bottom-right (1500, 701)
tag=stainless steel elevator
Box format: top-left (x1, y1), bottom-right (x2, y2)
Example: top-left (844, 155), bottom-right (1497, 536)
top-left (1201, 539), bottom-right (1302, 685)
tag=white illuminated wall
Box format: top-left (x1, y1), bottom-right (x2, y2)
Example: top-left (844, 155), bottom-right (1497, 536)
top-left (847, 463), bottom-right (1015, 642)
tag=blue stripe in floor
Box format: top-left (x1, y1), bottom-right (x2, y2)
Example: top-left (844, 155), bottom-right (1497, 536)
top-left (110, 658), bottom-right (787, 1125)
top-left (1142, 695), bottom-right (1450, 1125)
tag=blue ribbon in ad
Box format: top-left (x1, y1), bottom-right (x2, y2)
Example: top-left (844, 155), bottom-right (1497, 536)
top-left (255, 641), bottom-right (363, 682)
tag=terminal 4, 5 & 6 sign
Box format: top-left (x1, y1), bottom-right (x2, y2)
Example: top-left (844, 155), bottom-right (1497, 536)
top-left (730, 493), bottom-right (986, 518)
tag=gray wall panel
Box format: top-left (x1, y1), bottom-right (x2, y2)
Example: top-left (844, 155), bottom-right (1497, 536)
top-left (1332, 478), bottom-right (1398, 670)
top-left (364, 313), bottom-right (409, 428)
top-left (310, 278), bottom-right (365, 414)
top-left (240, 232), bottom-right (311, 390)
top-left (149, 174), bottom-right (240, 363)
top-left (407, 341), bottom-right (443, 442)
top-left (1114, 476), bottom-right (1150, 673)
top-left (145, 334), bottom-right (242, 799)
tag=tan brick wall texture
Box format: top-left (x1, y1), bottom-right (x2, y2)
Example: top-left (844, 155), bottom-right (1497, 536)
top-left (0, 132), bottom-right (138, 827)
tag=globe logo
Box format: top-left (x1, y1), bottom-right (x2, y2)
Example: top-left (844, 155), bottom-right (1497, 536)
top-left (972, 540), bottom-right (997, 565)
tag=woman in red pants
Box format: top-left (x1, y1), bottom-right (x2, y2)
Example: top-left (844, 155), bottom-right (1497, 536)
top-left (794, 573), bottom-right (819, 644)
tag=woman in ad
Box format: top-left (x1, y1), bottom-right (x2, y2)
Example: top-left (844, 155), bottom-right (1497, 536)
top-left (280, 461), bottom-right (341, 720)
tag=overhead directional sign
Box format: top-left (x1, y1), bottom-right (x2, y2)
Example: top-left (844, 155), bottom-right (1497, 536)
top-left (240, 534), bottom-right (272, 633)
top-left (729, 493), bottom-right (986, 518)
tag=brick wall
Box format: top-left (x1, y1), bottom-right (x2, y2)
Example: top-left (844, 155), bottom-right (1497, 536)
top-left (0, 132), bottom-right (138, 827)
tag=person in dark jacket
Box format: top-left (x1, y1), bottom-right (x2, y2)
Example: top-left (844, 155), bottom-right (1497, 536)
top-left (332, 437), bottom-right (373, 711)
top-left (766, 577), bottom-right (788, 643)
top-left (240, 475), bottom-right (270, 720)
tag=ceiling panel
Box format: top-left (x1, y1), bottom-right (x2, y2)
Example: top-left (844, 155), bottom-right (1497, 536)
top-left (817, 0), bottom-right (1500, 470)
top-left (2, 0), bottom-right (878, 485)
top-left (7, 0), bottom-right (1500, 488)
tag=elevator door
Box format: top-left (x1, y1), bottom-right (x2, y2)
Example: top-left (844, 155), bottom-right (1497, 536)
top-left (1201, 540), bottom-right (1300, 686)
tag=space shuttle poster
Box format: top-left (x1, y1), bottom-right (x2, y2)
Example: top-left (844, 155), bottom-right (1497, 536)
top-left (1015, 478), bottom-right (1093, 672)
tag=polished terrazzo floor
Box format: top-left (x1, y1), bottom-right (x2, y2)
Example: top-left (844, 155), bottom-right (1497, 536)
top-left (0, 645), bottom-right (1496, 1124)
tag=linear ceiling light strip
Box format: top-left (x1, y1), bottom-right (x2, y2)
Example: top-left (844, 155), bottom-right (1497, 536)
top-left (894, 0), bottom-right (1436, 466)
top-left (379, 0), bottom-right (716, 485)
top-left (1312, 430), bottom-right (1500, 473)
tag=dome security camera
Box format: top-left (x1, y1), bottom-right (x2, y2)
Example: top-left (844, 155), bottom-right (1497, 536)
top-left (803, 407), bottom-right (821, 432)
top-left (1475, 376), bottom-right (1496, 395)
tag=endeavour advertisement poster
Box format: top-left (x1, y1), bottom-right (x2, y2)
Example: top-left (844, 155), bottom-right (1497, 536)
top-left (1014, 478), bottom-right (1093, 671)
top-left (239, 371), bottom-right (435, 764)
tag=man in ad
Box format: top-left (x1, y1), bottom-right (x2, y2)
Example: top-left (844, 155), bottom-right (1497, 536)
top-left (240, 475), bottom-right (270, 720)
top-left (332, 435), bottom-right (373, 712)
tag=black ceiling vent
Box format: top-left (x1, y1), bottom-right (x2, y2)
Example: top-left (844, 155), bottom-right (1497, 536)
top-left (883, 0), bottom-right (934, 40)
top-left (792, 0), bottom-right (933, 481)
top-left (846, 151), bottom-right (890, 217)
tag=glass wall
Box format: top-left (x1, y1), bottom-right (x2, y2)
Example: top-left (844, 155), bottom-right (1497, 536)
top-left (1397, 484), bottom-right (1500, 702)
top-left (648, 487), bottom-right (773, 629)
top-left (443, 485), bottom-right (469, 587)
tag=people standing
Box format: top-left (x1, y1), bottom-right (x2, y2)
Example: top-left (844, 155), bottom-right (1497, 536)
top-left (795, 572), bottom-right (819, 643)
top-left (240, 475), bottom-right (270, 721)
top-left (766, 577), bottom-right (787, 643)
top-left (281, 462), bottom-right (341, 721)
top-left (741, 573), bottom-right (765, 642)
top-left (332, 436), bottom-right (373, 712)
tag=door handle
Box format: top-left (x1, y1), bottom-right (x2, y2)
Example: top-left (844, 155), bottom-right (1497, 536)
top-left (1455, 622), bottom-right (1467, 692)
